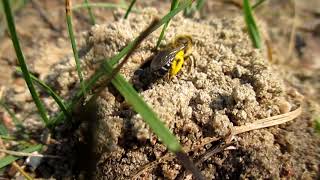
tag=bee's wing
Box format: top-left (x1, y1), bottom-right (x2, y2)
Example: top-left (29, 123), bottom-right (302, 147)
top-left (150, 47), bottom-right (183, 71)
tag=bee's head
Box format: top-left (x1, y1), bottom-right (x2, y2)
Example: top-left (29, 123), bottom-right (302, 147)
top-left (173, 35), bottom-right (193, 55)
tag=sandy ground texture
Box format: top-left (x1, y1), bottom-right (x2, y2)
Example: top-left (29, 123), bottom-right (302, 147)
top-left (36, 9), bottom-right (319, 179)
top-left (0, 1), bottom-right (320, 179)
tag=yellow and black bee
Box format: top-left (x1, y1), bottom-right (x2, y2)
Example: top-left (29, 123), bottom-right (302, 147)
top-left (150, 35), bottom-right (193, 78)
top-left (134, 35), bottom-right (193, 90)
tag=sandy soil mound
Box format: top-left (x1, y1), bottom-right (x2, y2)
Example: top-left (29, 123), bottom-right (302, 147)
top-left (39, 9), bottom-right (318, 179)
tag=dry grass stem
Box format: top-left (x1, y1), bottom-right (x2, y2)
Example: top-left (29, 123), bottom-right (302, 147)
top-left (0, 148), bottom-right (62, 159)
top-left (132, 106), bottom-right (302, 178)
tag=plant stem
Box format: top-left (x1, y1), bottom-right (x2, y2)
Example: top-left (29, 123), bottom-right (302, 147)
top-left (252, 0), bottom-right (266, 9)
top-left (16, 68), bottom-right (71, 118)
top-left (124, 0), bottom-right (136, 19)
top-left (65, 0), bottom-right (87, 96)
top-left (83, 0), bottom-right (96, 24)
top-left (156, 0), bottom-right (180, 49)
top-left (2, 0), bottom-right (49, 125)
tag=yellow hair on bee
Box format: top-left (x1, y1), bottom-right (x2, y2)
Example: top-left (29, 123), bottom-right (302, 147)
top-left (169, 50), bottom-right (185, 78)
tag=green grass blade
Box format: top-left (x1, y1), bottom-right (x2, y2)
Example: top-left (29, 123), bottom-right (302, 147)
top-left (155, 23), bottom-right (169, 49)
top-left (0, 144), bottom-right (43, 169)
top-left (0, 0), bottom-right (27, 16)
top-left (66, 0), bottom-right (86, 96)
top-left (315, 118), bottom-right (320, 134)
top-left (0, 123), bottom-right (8, 136)
top-left (103, 62), bottom-right (182, 152)
top-left (0, 98), bottom-right (29, 138)
top-left (110, 0), bottom-right (193, 66)
top-left (2, 0), bottom-right (49, 125)
top-left (252, 0), bottom-right (266, 10)
top-left (156, 0), bottom-right (180, 49)
top-left (124, 0), bottom-right (136, 19)
top-left (0, 100), bottom-right (22, 128)
top-left (16, 68), bottom-right (71, 118)
top-left (78, 0), bottom-right (193, 90)
top-left (83, 0), bottom-right (96, 24)
top-left (196, 0), bottom-right (206, 11)
top-left (50, 0), bottom-right (194, 126)
top-left (184, 0), bottom-right (206, 17)
top-left (0, 135), bottom-right (15, 140)
top-left (119, 0), bottom-right (127, 6)
top-left (72, 2), bottom-right (130, 11)
top-left (243, 0), bottom-right (262, 49)
top-left (183, 3), bottom-right (193, 17)
top-left (48, 70), bottom-right (104, 126)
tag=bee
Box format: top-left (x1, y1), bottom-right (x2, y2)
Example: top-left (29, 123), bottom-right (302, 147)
top-left (150, 35), bottom-right (193, 78)
top-left (134, 35), bottom-right (193, 90)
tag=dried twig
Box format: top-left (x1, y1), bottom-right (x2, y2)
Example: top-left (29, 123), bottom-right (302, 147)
top-left (131, 106), bottom-right (302, 179)
top-left (0, 137), bottom-right (34, 180)
top-left (286, 0), bottom-right (298, 61)
top-left (233, 106), bottom-right (302, 134)
top-left (0, 148), bottom-right (62, 159)
top-left (194, 132), bottom-right (234, 166)
top-left (265, 39), bottom-right (273, 62)
top-left (0, 86), bottom-right (4, 99)
top-left (12, 162), bottom-right (34, 180)
top-left (89, 19), bottom-right (160, 98)
top-left (176, 132), bottom-right (235, 180)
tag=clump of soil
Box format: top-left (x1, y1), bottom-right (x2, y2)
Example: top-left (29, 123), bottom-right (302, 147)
top-left (40, 9), bottom-right (318, 179)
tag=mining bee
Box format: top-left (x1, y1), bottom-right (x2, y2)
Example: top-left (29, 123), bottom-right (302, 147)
top-left (151, 35), bottom-right (193, 78)
top-left (134, 35), bottom-right (193, 90)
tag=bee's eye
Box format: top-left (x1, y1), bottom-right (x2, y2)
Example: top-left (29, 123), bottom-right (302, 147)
top-left (176, 38), bottom-right (187, 44)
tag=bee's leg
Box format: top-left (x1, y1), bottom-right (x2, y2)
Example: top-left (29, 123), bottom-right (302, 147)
top-left (169, 51), bottom-right (185, 78)
top-left (187, 55), bottom-right (195, 75)
top-left (165, 73), bottom-right (170, 81)
top-left (180, 54), bottom-right (194, 78)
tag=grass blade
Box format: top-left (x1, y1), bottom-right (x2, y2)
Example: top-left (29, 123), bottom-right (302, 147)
top-left (196, 0), bottom-right (206, 11)
top-left (184, 0), bottom-right (205, 17)
top-left (252, 0), bottom-right (266, 10)
top-left (0, 100), bottom-right (22, 129)
top-left (72, 2), bottom-right (130, 11)
top-left (155, 23), bottom-right (169, 49)
top-left (119, 0), bottom-right (127, 6)
top-left (51, 0), bottom-right (202, 175)
top-left (2, 0), bottom-right (49, 125)
top-left (110, 0), bottom-right (193, 66)
top-left (243, 0), bottom-right (262, 48)
top-left (66, 0), bottom-right (86, 96)
top-left (83, 0), bottom-right (96, 24)
top-left (91, 20), bottom-right (159, 97)
top-left (155, 0), bottom-right (180, 49)
top-left (0, 123), bottom-right (8, 136)
top-left (48, 70), bottom-right (104, 126)
top-left (103, 62), bottom-right (182, 152)
top-left (16, 68), bottom-right (71, 118)
top-left (103, 61), bottom-right (204, 178)
top-left (315, 118), bottom-right (320, 134)
top-left (124, 0), bottom-right (136, 19)
top-left (50, 0), bottom-right (194, 126)
top-left (0, 144), bottom-right (43, 169)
